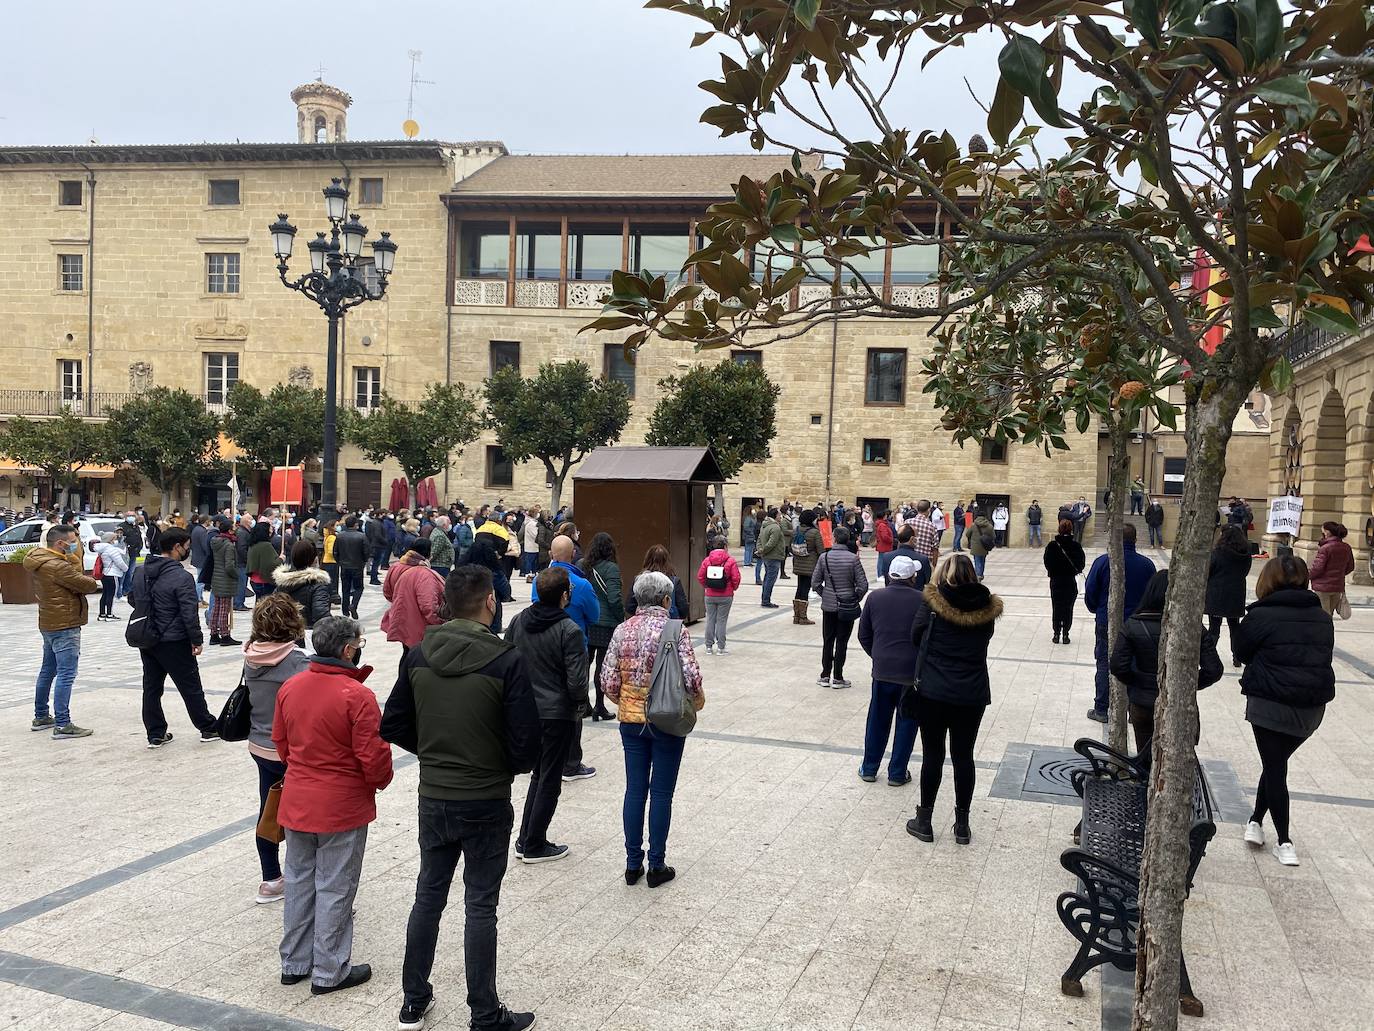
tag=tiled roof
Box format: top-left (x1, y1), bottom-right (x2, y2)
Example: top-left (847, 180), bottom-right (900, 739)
top-left (449, 152), bottom-right (825, 197)
top-left (0, 140), bottom-right (506, 166)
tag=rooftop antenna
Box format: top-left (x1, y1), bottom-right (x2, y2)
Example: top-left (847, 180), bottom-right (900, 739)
top-left (403, 50), bottom-right (434, 137)
top-left (314, 61), bottom-right (327, 81)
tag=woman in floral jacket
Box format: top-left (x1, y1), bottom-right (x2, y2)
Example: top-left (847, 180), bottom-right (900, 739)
top-left (601, 570), bottom-right (704, 889)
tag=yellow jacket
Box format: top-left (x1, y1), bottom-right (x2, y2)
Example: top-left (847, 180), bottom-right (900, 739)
top-left (323, 529), bottom-right (337, 565)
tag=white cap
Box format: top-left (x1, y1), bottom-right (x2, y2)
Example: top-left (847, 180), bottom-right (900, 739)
top-left (889, 556), bottom-right (920, 580)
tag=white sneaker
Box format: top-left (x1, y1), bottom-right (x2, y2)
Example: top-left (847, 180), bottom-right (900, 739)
top-left (716, 647), bottom-right (728, 655)
top-left (816, 675), bottom-right (831, 687)
top-left (255, 877), bottom-right (285, 904)
top-left (705, 645), bottom-right (714, 655)
top-left (1244, 821), bottom-right (1264, 847)
top-left (1272, 842), bottom-right (1300, 867)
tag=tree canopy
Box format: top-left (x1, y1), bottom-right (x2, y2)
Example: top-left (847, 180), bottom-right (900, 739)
top-left (221, 382), bottom-right (326, 470)
top-left (645, 357), bottom-right (781, 479)
top-left (348, 384), bottom-right (483, 505)
top-left (0, 412), bottom-right (113, 493)
top-left (104, 388), bottom-right (220, 512)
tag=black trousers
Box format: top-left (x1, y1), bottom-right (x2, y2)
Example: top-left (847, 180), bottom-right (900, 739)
top-left (1207, 615), bottom-right (1241, 659)
top-left (1049, 579), bottom-right (1078, 635)
top-left (915, 695), bottom-right (986, 810)
top-left (590, 643), bottom-right (610, 711)
top-left (100, 576), bottom-right (117, 616)
top-left (140, 639), bottom-right (215, 741)
top-left (340, 568), bottom-right (364, 618)
top-left (794, 573), bottom-right (812, 602)
top-left (820, 610), bottom-right (856, 679)
top-left (1252, 724), bottom-right (1307, 845)
top-left (518, 719), bottom-right (577, 852)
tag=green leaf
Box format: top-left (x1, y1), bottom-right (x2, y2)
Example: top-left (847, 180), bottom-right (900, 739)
top-left (1269, 355), bottom-right (1295, 394)
top-left (1248, 306), bottom-right (1285, 329)
top-left (1124, 0), bottom-right (1162, 47)
top-left (770, 223), bottom-right (801, 247)
top-left (1075, 406), bottom-right (1091, 435)
top-left (793, 0), bottom-right (820, 30)
top-left (1155, 402), bottom-right (1178, 431)
top-left (1302, 304), bottom-right (1358, 335)
top-left (988, 77), bottom-right (1025, 147)
top-left (997, 35), bottom-right (1048, 102)
top-left (1254, 76), bottom-right (1316, 119)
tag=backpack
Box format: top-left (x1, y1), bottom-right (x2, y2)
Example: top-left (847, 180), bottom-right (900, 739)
top-left (980, 525), bottom-right (996, 551)
top-left (705, 559), bottom-right (729, 590)
top-left (646, 618), bottom-right (696, 736)
top-left (125, 563), bottom-right (168, 649)
top-left (790, 527), bottom-right (810, 559)
top-left (92, 554), bottom-right (103, 580)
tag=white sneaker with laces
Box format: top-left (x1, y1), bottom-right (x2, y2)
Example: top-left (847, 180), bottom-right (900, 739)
top-left (1272, 842), bottom-right (1299, 867)
top-left (1244, 821), bottom-right (1264, 847)
top-left (705, 645), bottom-right (714, 655)
top-left (816, 675), bottom-right (831, 687)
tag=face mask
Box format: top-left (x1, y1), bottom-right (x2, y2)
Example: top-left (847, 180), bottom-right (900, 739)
top-left (68, 540), bottom-right (80, 555)
top-left (347, 645), bottom-right (364, 667)
top-left (125, 516), bottom-right (134, 524)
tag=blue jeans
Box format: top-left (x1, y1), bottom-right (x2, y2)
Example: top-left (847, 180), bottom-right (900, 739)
top-left (952, 525), bottom-right (964, 552)
top-left (861, 679), bottom-right (918, 781)
top-left (1148, 524), bottom-right (1164, 547)
top-left (761, 558), bottom-right (781, 604)
top-left (1028, 524), bottom-right (1042, 546)
top-left (35, 627), bottom-right (81, 727)
top-left (120, 561), bottom-right (136, 597)
top-left (1094, 623), bottom-right (1110, 714)
top-left (742, 540), bottom-right (755, 571)
top-left (520, 551), bottom-right (537, 576)
top-left (620, 722), bottom-right (686, 870)
top-left (972, 553), bottom-right (986, 578)
top-left (369, 544), bottom-right (389, 581)
top-left (235, 566), bottom-right (248, 608)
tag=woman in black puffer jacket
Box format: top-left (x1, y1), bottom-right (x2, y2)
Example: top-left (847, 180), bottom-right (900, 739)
top-left (1109, 570), bottom-right (1223, 756)
top-left (905, 553), bottom-right (1002, 847)
top-left (1233, 554), bottom-right (1335, 867)
top-left (1042, 517), bottom-right (1085, 644)
top-left (1205, 524), bottom-right (1252, 666)
top-left (272, 541), bottom-right (332, 630)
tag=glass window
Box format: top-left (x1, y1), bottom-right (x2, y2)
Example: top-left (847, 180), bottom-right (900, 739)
top-left (980, 440), bottom-right (1008, 464)
top-left (890, 243), bottom-right (939, 284)
top-left (59, 254), bottom-right (84, 291)
top-left (603, 344), bottom-right (636, 398)
top-left (486, 445), bottom-right (514, 488)
top-left (58, 180), bottom-right (83, 206)
top-left (568, 223), bottom-right (622, 281)
top-left (515, 223), bottom-right (561, 281)
top-left (731, 350), bottom-right (762, 367)
top-left (840, 234), bottom-right (885, 288)
top-left (358, 178), bottom-right (384, 205)
top-left (862, 439), bottom-right (890, 465)
top-left (810, 413), bottom-right (823, 426)
top-left (353, 259), bottom-right (381, 298)
top-left (629, 223), bottom-right (690, 281)
top-left (206, 253), bottom-right (241, 294)
top-left (865, 349), bottom-right (906, 405)
top-left (59, 360), bottom-right (82, 400)
top-left (354, 367), bottom-right (381, 409)
top-left (205, 353), bottom-right (240, 406)
top-left (208, 179), bottom-right (240, 206)
top-left (490, 341), bottom-right (520, 376)
top-left (459, 222), bottom-right (510, 279)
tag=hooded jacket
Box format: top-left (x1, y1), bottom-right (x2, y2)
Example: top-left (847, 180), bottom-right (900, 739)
top-left (380, 554), bottom-right (445, 648)
top-left (244, 641), bottom-right (310, 757)
top-left (130, 554), bottom-right (201, 645)
top-left (909, 582), bottom-right (1003, 706)
top-left (209, 531), bottom-right (238, 596)
top-left (25, 546), bottom-right (98, 631)
top-left (532, 561), bottom-right (600, 643)
top-left (1109, 612), bottom-right (1223, 708)
top-left (755, 516), bottom-right (786, 561)
top-left (272, 565), bottom-right (332, 627)
top-left (966, 516), bottom-right (996, 558)
top-left (380, 619), bottom-right (540, 800)
top-left (697, 548), bottom-right (742, 598)
top-left (858, 579), bottom-right (924, 685)
top-left (504, 604), bottom-right (589, 720)
top-left (1204, 542), bottom-right (1253, 618)
top-left (1234, 589), bottom-right (1336, 708)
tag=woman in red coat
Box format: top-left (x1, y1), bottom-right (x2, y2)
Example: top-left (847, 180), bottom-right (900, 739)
top-left (380, 537), bottom-right (445, 666)
top-left (873, 511), bottom-right (895, 555)
top-left (1308, 521), bottom-right (1355, 616)
top-left (272, 615), bottom-right (393, 995)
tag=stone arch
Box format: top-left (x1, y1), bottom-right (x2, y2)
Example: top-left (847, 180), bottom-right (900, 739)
top-left (335, 117), bottom-right (345, 141)
top-left (1302, 387), bottom-right (1346, 545)
top-left (314, 113), bottom-right (327, 143)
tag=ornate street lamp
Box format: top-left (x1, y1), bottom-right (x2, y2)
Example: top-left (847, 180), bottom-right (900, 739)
top-left (270, 179), bottom-right (398, 509)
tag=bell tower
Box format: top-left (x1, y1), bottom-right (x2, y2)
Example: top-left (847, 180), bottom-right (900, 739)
top-left (290, 81), bottom-right (352, 143)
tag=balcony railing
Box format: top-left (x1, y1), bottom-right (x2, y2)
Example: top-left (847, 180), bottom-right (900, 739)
top-left (0, 390), bottom-right (157, 418)
top-left (1280, 312), bottom-right (1374, 368)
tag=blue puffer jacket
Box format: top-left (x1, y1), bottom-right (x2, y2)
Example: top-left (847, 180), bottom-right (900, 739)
top-left (1084, 543), bottom-right (1156, 627)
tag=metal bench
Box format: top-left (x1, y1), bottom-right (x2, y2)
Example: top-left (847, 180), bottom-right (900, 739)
top-left (1056, 738), bottom-right (1215, 1018)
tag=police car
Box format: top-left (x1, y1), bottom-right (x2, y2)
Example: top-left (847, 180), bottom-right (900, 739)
top-left (0, 515), bottom-right (126, 573)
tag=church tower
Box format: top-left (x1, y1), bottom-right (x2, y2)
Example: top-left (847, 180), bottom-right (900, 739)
top-left (290, 81), bottom-right (352, 143)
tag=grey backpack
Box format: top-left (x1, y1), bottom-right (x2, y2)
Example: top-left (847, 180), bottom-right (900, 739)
top-left (646, 618), bottom-right (697, 736)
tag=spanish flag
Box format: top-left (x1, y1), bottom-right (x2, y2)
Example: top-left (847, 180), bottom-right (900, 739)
top-left (1190, 243), bottom-right (1227, 354)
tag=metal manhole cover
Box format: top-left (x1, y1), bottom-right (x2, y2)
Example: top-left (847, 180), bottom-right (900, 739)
top-left (1031, 755), bottom-right (1093, 796)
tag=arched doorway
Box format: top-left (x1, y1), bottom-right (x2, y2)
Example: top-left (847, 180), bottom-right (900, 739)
top-left (1303, 388), bottom-right (1347, 547)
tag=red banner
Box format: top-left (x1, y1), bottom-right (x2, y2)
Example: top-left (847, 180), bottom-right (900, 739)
top-left (270, 466), bottom-right (305, 507)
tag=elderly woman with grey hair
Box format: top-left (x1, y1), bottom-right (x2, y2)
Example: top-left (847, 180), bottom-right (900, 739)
top-left (271, 615), bottom-right (393, 995)
top-left (600, 571), bottom-right (705, 888)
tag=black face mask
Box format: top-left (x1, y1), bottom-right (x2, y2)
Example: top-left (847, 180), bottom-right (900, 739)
top-left (348, 645), bottom-right (364, 667)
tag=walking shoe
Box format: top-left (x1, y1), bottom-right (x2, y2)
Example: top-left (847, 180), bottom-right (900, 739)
top-left (646, 866), bottom-right (676, 888)
top-left (481, 1004), bottom-right (536, 1030)
top-left (1062, 634), bottom-right (1071, 644)
top-left (521, 843), bottom-right (570, 865)
top-left (716, 647), bottom-right (728, 655)
top-left (105, 612), bottom-right (121, 620)
top-left (514, 841), bottom-right (524, 857)
top-left (1244, 821), bottom-right (1264, 846)
top-left (219, 636), bottom-right (242, 646)
top-left (147, 732), bottom-right (174, 749)
top-left (887, 771), bottom-right (913, 787)
top-left (816, 675), bottom-right (831, 687)
top-left (831, 677), bottom-right (852, 690)
top-left (398, 997), bottom-right (436, 1031)
top-left (281, 973), bottom-right (308, 985)
top-left (1272, 842), bottom-right (1300, 867)
top-left (199, 729), bottom-right (222, 743)
top-left (953, 808), bottom-right (971, 845)
top-left (52, 724), bottom-right (94, 739)
top-left (625, 867), bottom-right (645, 885)
top-left (1086, 708), bottom-right (1107, 723)
top-left (311, 963), bottom-right (371, 995)
top-left (1052, 632), bottom-right (1060, 644)
top-left (561, 765), bottom-right (596, 782)
top-left (256, 878), bottom-right (285, 904)
top-left (96, 613), bottom-right (107, 621)
top-left (761, 602), bottom-right (779, 609)
top-left (233, 606), bottom-right (251, 612)
top-left (858, 768), bottom-right (877, 783)
top-left (705, 645), bottom-right (714, 655)
top-left (31, 716), bottom-right (55, 732)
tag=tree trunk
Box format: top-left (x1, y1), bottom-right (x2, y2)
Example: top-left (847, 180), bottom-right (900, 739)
top-left (1132, 375), bottom-right (1250, 1031)
top-left (714, 482), bottom-right (726, 526)
top-left (158, 462), bottom-right (171, 518)
top-left (1105, 416), bottom-right (1133, 753)
top-left (547, 460), bottom-right (564, 514)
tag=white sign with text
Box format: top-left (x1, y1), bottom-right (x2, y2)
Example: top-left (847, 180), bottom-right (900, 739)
top-left (1266, 495), bottom-right (1304, 535)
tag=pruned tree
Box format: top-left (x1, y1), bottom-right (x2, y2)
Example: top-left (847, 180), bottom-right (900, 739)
top-left (222, 382), bottom-right (327, 466)
top-left (348, 384), bottom-right (482, 509)
top-left (104, 388), bottom-right (220, 514)
top-left (485, 360), bottom-right (632, 512)
top-left (645, 357), bottom-right (781, 514)
top-left (594, 2), bottom-right (1374, 1027)
top-left (0, 411), bottom-right (113, 498)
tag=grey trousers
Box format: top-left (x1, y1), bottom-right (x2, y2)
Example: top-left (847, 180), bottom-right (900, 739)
top-left (704, 596), bottom-right (733, 649)
top-left (281, 825), bottom-right (369, 987)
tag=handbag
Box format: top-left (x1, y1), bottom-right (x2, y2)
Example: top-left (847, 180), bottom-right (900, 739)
top-left (899, 616), bottom-right (937, 720)
top-left (256, 779), bottom-right (285, 843)
top-left (646, 618), bottom-right (697, 736)
top-left (1337, 593), bottom-right (1353, 620)
top-left (215, 669), bottom-right (253, 741)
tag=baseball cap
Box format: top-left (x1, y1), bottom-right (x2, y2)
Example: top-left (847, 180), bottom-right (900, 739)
top-left (889, 556), bottom-right (919, 580)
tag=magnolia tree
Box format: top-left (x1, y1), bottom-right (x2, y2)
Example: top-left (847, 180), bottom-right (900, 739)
top-left (596, 2), bottom-right (1374, 1027)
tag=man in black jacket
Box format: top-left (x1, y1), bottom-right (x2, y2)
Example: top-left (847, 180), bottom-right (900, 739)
top-left (130, 528), bottom-right (219, 748)
top-left (365, 511), bottom-right (389, 585)
top-left (876, 526), bottom-right (932, 588)
top-left (381, 564), bottom-right (539, 1031)
top-left (857, 555), bottom-right (923, 785)
top-left (333, 515), bottom-right (368, 619)
top-left (121, 511), bottom-right (143, 598)
top-left (1144, 498), bottom-right (1166, 549)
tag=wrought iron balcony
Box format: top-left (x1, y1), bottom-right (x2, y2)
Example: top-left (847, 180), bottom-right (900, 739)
top-left (1280, 312), bottom-right (1374, 369)
top-left (0, 390), bottom-right (158, 418)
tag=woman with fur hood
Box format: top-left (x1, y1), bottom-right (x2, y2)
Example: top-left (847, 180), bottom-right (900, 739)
top-left (272, 541), bottom-right (332, 629)
top-left (905, 553), bottom-right (1003, 846)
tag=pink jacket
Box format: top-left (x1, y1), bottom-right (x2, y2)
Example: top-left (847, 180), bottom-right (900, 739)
top-left (697, 548), bottom-right (742, 598)
top-left (1308, 536), bottom-right (1354, 593)
top-left (380, 554), bottom-right (445, 647)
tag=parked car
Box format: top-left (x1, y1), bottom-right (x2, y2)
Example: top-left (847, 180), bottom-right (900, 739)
top-left (0, 515), bottom-right (124, 572)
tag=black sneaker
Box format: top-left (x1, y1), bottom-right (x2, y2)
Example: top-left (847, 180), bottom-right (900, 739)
top-left (147, 732), bottom-right (174, 749)
top-left (398, 997), bottom-right (436, 1030)
top-left (474, 1004), bottom-right (535, 1031)
top-left (561, 765), bottom-right (596, 782)
top-left (199, 729), bottom-right (221, 743)
top-left (521, 843), bottom-right (569, 865)
top-left (31, 716), bottom-right (55, 732)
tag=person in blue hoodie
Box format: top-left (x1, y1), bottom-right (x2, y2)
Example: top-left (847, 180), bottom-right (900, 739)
top-left (1083, 523), bottom-right (1157, 723)
top-left (529, 534), bottom-right (599, 781)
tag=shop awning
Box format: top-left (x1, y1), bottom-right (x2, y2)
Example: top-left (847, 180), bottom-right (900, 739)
top-left (0, 458), bottom-right (119, 479)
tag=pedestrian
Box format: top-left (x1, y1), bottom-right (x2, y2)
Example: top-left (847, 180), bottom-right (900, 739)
top-left (273, 615), bottom-right (392, 995)
top-left (271, 542), bottom-right (331, 634)
top-left (873, 508), bottom-right (894, 559)
top-left (521, 505), bottom-right (541, 582)
top-left (1110, 570), bottom-right (1222, 756)
top-left (190, 515), bottom-right (211, 606)
top-left (233, 514), bottom-right (254, 611)
top-left (861, 504), bottom-right (875, 547)
top-left (1070, 495), bottom-right (1093, 544)
top-left (601, 570), bottom-right (705, 889)
top-left (366, 510), bottom-right (389, 584)
top-left (1043, 518), bottom-right (1086, 644)
top-left (877, 525), bottom-right (930, 589)
top-left (26, 524), bottom-right (98, 738)
top-left (624, 544), bottom-right (689, 621)
top-left (907, 500), bottom-right (940, 567)
top-left (381, 566), bottom-right (539, 1031)
top-left (131, 528), bottom-right (221, 747)
top-left (1234, 554), bottom-right (1335, 867)
top-left (1308, 521), bottom-right (1355, 617)
top-left (120, 511), bottom-right (143, 598)
top-left (1205, 524), bottom-right (1253, 666)
top-left (905, 554), bottom-right (1003, 845)
top-left (582, 532), bottom-right (625, 720)
top-left (697, 534), bottom-right (742, 654)
top-left (755, 506), bottom-right (786, 608)
top-left (321, 519), bottom-right (340, 606)
top-left (208, 517), bottom-right (242, 646)
top-left (1083, 523), bottom-right (1156, 722)
top-left (396, 517), bottom-right (419, 560)
top-left (788, 510), bottom-right (822, 626)
top-left (951, 501), bottom-right (966, 552)
top-left (742, 506), bottom-right (759, 578)
top-left (333, 515), bottom-right (368, 619)
top-left (246, 522), bottom-right (280, 601)
top-left (382, 510), bottom-right (398, 571)
top-left (506, 566), bottom-right (587, 866)
top-left (812, 526), bottom-right (869, 689)
top-left (1026, 499), bottom-right (1043, 547)
top-left (532, 534), bottom-right (600, 781)
top-left (856, 555), bottom-right (922, 786)
top-left (966, 506), bottom-right (996, 580)
top-left (93, 531), bottom-right (128, 621)
top-left (381, 537), bottom-right (445, 668)
top-left (992, 502), bottom-right (1010, 547)
top-left (468, 522), bottom-right (512, 634)
top-left (428, 515), bottom-right (454, 578)
top-left (1144, 496), bottom-right (1165, 548)
top-left (242, 594), bottom-right (311, 904)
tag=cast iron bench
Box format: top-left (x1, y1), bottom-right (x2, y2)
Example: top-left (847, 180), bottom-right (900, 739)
top-left (1056, 738), bottom-right (1215, 1017)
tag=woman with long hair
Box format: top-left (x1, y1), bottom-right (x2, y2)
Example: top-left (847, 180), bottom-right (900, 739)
top-left (582, 531), bottom-right (624, 720)
top-left (624, 544), bottom-right (689, 619)
top-left (246, 521), bottom-right (279, 600)
top-left (1043, 517), bottom-right (1085, 645)
top-left (1205, 523), bottom-right (1253, 666)
top-left (1308, 520), bottom-right (1355, 616)
top-left (1234, 554), bottom-right (1335, 866)
top-left (320, 518), bottom-right (340, 606)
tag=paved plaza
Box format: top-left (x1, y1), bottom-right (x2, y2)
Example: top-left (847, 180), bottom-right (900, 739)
top-left (2, 544), bottom-right (1374, 1031)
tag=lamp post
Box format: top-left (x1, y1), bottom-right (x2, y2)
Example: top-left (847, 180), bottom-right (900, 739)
top-left (269, 179), bottom-right (398, 510)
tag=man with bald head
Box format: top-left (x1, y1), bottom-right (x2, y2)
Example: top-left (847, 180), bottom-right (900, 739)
top-left (530, 534), bottom-right (600, 781)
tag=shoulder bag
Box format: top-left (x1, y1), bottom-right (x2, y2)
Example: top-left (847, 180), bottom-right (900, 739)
top-left (824, 554), bottom-right (863, 621)
top-left (899, 615), bottom-right (937, 720)
top-left (256, 779), bottom-right (285, 843)
top-left (646, 618), bottom-right (697, 736)
top-left (1054, 539), bottom-right (1086, 589)
top-left (215, 667), bottom-right (253, 742)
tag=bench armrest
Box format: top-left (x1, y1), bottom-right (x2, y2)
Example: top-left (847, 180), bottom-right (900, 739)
top-left (1074, 737), bottom-right (1149, 784)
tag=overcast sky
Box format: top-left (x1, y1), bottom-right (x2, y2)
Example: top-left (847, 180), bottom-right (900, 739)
top-left (1, 1), bottom-right (1050, 157)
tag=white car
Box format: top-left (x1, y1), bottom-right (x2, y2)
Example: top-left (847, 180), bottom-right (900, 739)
top-left (0, 515), bottom-right (127, 572)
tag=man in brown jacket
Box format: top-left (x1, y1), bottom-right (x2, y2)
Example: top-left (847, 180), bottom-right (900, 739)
top-left (25, 524), bottom-right (98, 738)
